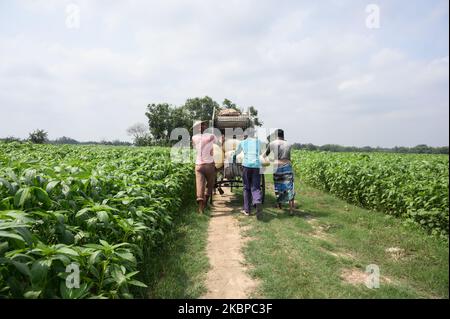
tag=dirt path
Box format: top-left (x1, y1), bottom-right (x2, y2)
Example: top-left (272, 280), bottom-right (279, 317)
top-left (201, 188), bottom-right (258, 299)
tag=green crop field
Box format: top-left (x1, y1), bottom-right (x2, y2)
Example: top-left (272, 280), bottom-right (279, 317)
top-left (1, 143), bottom-right (448, 299)
top-left (0, 142), bottom-right (194, 298)
top-left (292, 151), bottom-right (449, 237)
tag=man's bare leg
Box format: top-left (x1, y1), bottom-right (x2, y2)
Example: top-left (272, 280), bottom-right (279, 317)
top-left (198, 200), bottom-right (205, 214)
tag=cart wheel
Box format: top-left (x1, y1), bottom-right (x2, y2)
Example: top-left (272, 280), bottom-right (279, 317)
top-left (261, 174), bottom-right (266, 204)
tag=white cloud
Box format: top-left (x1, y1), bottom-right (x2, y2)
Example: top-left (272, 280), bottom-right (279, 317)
top-left (338, 74), bottom-right (373, 91)
top-left (0, 0), bottom-right (448, 147)
top-left (369, 48), bottom-right (405, 68)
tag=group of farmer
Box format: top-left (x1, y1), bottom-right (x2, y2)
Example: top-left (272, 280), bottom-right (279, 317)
top-left (191, 120), bottom-right (295, 219)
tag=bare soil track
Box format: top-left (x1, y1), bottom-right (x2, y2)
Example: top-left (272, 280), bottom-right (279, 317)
top-left (201, 188), bottom-right (258, 299)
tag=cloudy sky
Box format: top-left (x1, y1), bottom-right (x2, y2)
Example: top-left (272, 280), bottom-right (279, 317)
top-left (0, 0), bottom-right (448, 147)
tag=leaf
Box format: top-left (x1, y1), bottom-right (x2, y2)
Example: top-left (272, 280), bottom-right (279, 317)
top-left (115, 251), bottom-right (136, 264)
top-left (15, 227), bottom-right (36, 245)
top-left (109, 264), bottom-right (126, 286)
top-left (96, 211), bottom-right (109, 223)
top-left (111, 242), bottom-right (130, 249)
top-left (45, 181), bottom-right (60, 193)
top-left (7, 170), bottom-right (19, 184)
top-left (33, 187), bottom-right (51, 206)
top-left (56, 246), bottom-right (79, 257)
top-left (88, 250), bottom-right (102, 265)
top-left (14, 187), bottom-right (32, 208)
top-left (7, 252), bottom-right (35, 262)
top-left (24, 290), bottom-right (42, 299)
top-left (31, 260), bottom-right (50, 285)
top-left (60, 230), bottom-right (75, 245)
top-left (0, 230), bottom-right (25, 242)
top-left (23, 169), bottom-right (37, 185)
top-left (124, 271), bottom-right (139, 279)
top-left (60, 282), bottom-right (89, 299)
top-left (62, 183), bottom-right (70, 196)
top-left (99, 239), bottom-right (110, 248)
top-left (0, 197), bottom-right (13, 210)
top-left (83, 243), bottom-right (104, 250)
top-left (88, 264), bottom-right (101, 280)
top-left (75, 208), bottom-right (90, 219)
top-left (128, 280), bottom-right (148, 288)
top-left (0, 178), bottom-right (13, 194)
top-left (0, 257), bottom-right (31, 278)
top-left (0, 241), bottom-right (8, 254)
top-left (88, 294), bottom-right (108, 299)
top-left (51, 254), bottom-right (71, 265)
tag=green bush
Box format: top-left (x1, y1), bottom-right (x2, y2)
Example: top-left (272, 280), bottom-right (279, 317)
top-left (0, 143), bottom-right (194, 298)
top-left (293, 151), bottom-right (449, 237)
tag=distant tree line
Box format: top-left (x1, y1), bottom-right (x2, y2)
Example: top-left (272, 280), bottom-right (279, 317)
top-left (1, 115), bottom-right (447, 154)
top-left (292, 143), bottom-right (449, 154)
top-left (0, 96), bottom-right (262, 148)
top-left (0, 130), bottom-right (131, 146)
top-left (52, 136), bottom-right (132, 146)
top-left (0, 129), bottom-right (51, 145)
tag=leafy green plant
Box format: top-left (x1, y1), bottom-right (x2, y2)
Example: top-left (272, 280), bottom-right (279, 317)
top-left (0, 142), bottom-right (194, 298)
top-left (293, 151), bottom-right (449, 237)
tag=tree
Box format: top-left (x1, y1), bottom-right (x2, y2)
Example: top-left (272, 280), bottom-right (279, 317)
top-left (29, 129), bottom-right (48, 144)
top-left (222, 99), bottom-right (262, 126)
top-left (0, 136), bottom-right (21, 143)
top-left (145, 97), bottom-right (220, 144)
top-left (127, 123), bottom-right (147, 139)
top-left (185, 96), bottom-right (219, 122)
top-left (127, 123), bottom-right (150, 146)
top-left (53, 136), bottom-right (79, 144)
top-left (145, 103), bottom-right (173, 141)
top-left (249, 106), bottom-right (263, 126)
top-left (144, 97), bottom-right (264, 144)
top-left (222, 98), bottom-right (239, 111)
top-left (412, 144), bottom-right (433, 154)
top-left (168, 106), bottom-right (193, 136)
